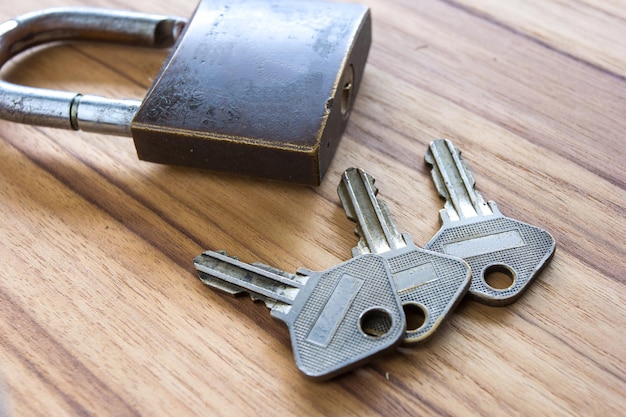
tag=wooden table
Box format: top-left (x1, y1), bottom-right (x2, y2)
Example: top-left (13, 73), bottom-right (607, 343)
top-left (1, 0), bottom-right (624, 415)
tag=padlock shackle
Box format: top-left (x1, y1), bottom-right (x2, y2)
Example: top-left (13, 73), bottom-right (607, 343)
top-left (0, 8), bottom-right (187, 136)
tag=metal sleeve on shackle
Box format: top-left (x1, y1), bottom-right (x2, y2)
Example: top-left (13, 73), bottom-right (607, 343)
top-left (0, 8), bottom-right (187, 136)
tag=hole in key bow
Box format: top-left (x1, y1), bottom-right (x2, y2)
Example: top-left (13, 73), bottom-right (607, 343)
top-left (483, 264), bottom-right (516, 290)
top-left (403, 303), bottom-right (427, 331)
top-left (359, 308), bottom-right (393, 338)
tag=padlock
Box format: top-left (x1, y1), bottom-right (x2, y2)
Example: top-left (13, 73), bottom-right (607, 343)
top-left (0, 0), bottom-right (371, 185)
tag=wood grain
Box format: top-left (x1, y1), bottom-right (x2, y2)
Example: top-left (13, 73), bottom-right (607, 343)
top-left (1, 0), bottom-right (624, 416)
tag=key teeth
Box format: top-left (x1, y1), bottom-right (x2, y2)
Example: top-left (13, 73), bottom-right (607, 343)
top-left (424, 147), bottom-right (434, 166)
top-left (353, 224), bottom-right (365, 241)
top-left (353, 241), bottom-right (372, 256)
top-left (425, 139), bottom-right (453, 201)
top-left (194, 251), bottom-right (290, 312)
top-left (217, 250), bottom-right (239, 260)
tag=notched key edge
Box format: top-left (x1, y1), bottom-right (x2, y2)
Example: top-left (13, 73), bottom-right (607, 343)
top-left (193, 251), bottom-right (299, 311)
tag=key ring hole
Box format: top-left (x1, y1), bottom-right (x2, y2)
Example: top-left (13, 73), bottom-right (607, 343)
top-left (403, 303), bottom-right (428, 332)
top-left (483, 264), bottom-right (516, 290)
top-left (359, 308), bottom-right (393, 338)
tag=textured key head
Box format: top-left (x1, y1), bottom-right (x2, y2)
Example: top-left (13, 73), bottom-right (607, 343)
top-left (272, 254), bottom-right (405, 380)
top-left (425, 208), bottom-right (555, 306)
top-left (381, 243), bottom-right (471, 343)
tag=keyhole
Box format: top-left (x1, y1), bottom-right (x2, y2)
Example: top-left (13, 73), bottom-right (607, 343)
top-left (340, 64), bottom-right (355, 118)
top-left (484, 265), bottom-right (516, 290)
top-left (359, 308), bottom-right (393, 338)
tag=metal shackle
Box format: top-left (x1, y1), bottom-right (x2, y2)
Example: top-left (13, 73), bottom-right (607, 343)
top-left (0, 8), bottom-right (187, 136)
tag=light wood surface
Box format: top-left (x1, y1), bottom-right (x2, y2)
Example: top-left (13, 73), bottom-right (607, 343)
top-left (1, 0), bottom-right (624, 416)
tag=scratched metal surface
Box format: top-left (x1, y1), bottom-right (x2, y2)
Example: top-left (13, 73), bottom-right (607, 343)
top-left (0, 0), bottom-right (624, 416)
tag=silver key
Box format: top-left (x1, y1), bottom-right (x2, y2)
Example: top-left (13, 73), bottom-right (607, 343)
top-left (338, 168), bottom-right (471, 343)
top-left (424, 139), bottom-right (556, 305)
top-left (194, 251), bottom-right (406, 380)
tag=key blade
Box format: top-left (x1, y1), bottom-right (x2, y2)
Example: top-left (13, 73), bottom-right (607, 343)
top-left (194, 251), bottom-right (302, 307)
top-left (194, 250), bottom-right (247, 296)
top-left (425, 139), bottom-right (492, 221)
top-left (424, 140), bottom-right (556, 305)
top-left (338, 168), bottom-right (406, 255)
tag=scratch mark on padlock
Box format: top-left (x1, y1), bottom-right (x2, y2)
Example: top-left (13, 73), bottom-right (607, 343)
top-left (325, 98), bottom-right (334, 114)
top-left (311, 17), bottom-right (351, 59)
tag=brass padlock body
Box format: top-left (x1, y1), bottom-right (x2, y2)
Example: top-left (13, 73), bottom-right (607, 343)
top-left (131, 0), bottom-right (371, 185)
